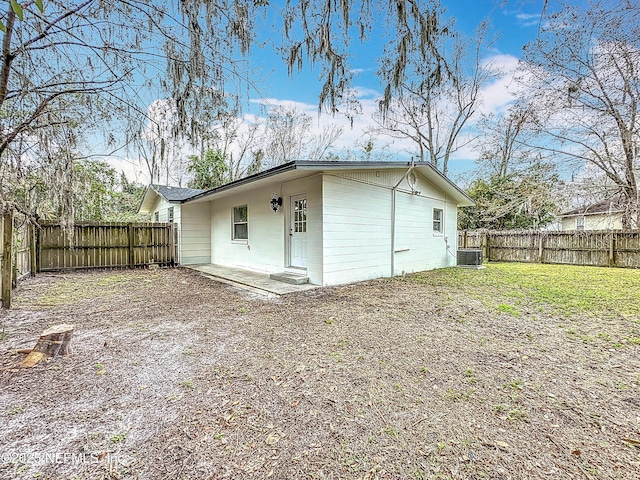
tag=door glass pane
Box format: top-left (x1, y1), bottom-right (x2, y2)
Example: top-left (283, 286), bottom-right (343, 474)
top-left (294, 199), bottom-right (307, 233)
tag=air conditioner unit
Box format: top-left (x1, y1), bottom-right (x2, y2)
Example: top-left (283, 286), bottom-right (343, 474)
top-left (457, 249), bottom-right (483, 268)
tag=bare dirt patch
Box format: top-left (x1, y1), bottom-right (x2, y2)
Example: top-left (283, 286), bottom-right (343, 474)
top-left (1, 267), bottom-right (639, 479)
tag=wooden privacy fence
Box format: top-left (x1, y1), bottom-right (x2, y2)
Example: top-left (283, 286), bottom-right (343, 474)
top-left (38, 221), bottom-right (176, 272)
top-left (1, 215), bottom-right (176, 308)
top-left (458, 230), bottom-right (640, 268)
top-left (1, 210), bottom-right (35, 308)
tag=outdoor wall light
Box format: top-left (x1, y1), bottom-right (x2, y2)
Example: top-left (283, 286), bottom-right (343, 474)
top-left (270, 194), bottom-right (283, 213)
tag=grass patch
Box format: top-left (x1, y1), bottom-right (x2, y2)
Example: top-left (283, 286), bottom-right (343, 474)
top-left (110, 432), bottom-right (127, 443)
top-left (497, 303), bottom-right (519, 316)
top-left (408, 263), bottom-right (640, 318)
top-left (15, 271), bottom-right (159, 309)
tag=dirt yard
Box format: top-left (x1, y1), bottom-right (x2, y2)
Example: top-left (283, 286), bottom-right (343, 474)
top-left (1, 265), bottom-right (639, 479)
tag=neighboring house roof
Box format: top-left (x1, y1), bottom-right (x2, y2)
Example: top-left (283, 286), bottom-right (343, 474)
top-left (138, 184), bottom-right (205, 214)
top-left (560, 198), bottom-right (625, 217)
top-left (184, 160), bottom-right (475, 207)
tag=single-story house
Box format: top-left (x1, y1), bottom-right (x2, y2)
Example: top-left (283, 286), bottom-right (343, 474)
top-left (559, 198), bottom-right (625, 231)
top-left (138, 184), bottom-right (205, 263)
top-left (139, 160), bottom-right (474, 286)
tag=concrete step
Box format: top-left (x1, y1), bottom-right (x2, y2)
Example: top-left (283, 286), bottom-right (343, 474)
top-left (269, 272), bottom-right (309, 285)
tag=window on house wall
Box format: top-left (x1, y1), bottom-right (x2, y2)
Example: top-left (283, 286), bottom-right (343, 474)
top-left (168, 207), bottom-right (174, 223)
top-left (433, 208), bottom-right (443, 233)
top-left (576, 216), bottom-right (585, 231)
top-left (232, 205), bottom-right (248, 240)
top-left (154, 212), bottom-right (159, 222)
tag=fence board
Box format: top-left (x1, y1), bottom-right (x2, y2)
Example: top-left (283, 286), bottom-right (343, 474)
top-left (1, 211), bottom-right (35, 307)
top-left (458, 230), bottom-right (640, 268)
top-left (37, 221), bottom-right (175, 272)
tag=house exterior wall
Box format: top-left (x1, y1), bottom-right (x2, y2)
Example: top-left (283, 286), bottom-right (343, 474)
top-left (320, 169), bottom-right (458, 286)
top-left (149, 197), bottom-right (180, 224)
top-left (561, 213), bottom-right (623, 231)
top-left (209, 176), bottom-right (323, 281)
top-left (321, 173), bottom-right (392, 285)
top-left (180, 202), bottom-right (211, 264)
top-left (181, 166), bottom-right (462, 287)
top-left (148, 197), bottom-right (183, 262)
top-left (393, 173), bottom-right (458, 275)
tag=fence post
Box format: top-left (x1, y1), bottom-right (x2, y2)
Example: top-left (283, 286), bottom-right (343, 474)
top-left (30, 224), bottom-right (37, 276)
top-left (538, 233), bottom-right (545, 264)
top-left (169, 224), bottom-right (175, 266)
top-left (128, 224), bottom-right (135, 268)
top-left (609, 233), bottom-right (615, 267)
top-left (482, 232), bottom-right (489, 261)
top-left (463, 230), bottom-right (468, 249)
top-left (2, 209), bottom-right (14, 308)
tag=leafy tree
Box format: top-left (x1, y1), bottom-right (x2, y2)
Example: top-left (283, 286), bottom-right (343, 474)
top-left (73, 161), bottom-right (147, 221)
top-left (73, 160), bottom-right (118, 221)
top-left (459, 166), bottom-right (560, 230)
top-left (187, 149), bottom-right (228, 190)
top-left (114, 173), bottom-right (147, 221)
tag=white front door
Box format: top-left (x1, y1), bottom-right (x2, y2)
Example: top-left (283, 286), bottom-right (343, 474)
top-left (290, 194), bottom-right (308, 268)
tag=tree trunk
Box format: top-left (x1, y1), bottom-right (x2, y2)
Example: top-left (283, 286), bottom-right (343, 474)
top-left (21, 324), bottom-right (74, 368)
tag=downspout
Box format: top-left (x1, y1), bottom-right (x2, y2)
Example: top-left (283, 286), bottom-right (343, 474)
top-left (391, 159), bottom-right (416, 277)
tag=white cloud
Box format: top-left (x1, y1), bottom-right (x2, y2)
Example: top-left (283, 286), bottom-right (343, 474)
top-left (103, 156), bottom-right (150, 185)
top-left (515, 13), bottom-right (541, 21)
top-left (352, 86), bottom-right (381, 99)
top-left (478, 54), bottom-right (521, 116)
top-left (503, 10), bottom-right (542, 28)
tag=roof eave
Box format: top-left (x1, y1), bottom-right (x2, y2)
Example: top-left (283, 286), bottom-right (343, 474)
top-left (183, 160), bottom-right (474, 207)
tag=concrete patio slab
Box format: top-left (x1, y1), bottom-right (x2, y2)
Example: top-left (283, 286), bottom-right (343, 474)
top-left (184, 264), bottom-right (318, 296)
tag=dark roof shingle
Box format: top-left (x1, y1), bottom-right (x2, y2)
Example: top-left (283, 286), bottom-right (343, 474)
top-left (151, 184), bottom-right (205, 202)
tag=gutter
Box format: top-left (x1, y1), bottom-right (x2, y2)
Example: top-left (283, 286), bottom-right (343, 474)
top-left (182, 161), bottom-right (299, 203)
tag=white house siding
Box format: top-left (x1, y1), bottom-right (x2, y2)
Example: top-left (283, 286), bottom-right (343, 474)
top-left (209, 184), bottom-right (285, 273)
top-left (180, 202), bottom-right (211, 264)
top-left (147, 197), bottom-right (183, 262)
top-left (321, 170), bottom-right (458, 286)
top-left (209, 175), bottom-right (323, 281)
top-left (150, 197), bottom-right (181, 224)
top-left (394, 197), bottom-right (458, 275)
top-left (561, 213), bottom-right (623, 231)
top-left (321, 173), bottom-right (393, 285)
top-left (394, 172), bottom-right (458, 274)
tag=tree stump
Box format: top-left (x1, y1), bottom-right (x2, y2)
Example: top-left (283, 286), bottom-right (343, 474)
top-left (21, 324), bottom-right (74, 368)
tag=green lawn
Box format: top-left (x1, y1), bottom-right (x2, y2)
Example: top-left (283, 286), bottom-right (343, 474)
top-left (409, 262), bottom-right (640, 319)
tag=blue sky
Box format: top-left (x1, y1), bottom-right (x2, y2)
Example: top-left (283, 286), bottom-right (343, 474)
top-left (110, 0), bottom-right (557, 183)
top-left (254, 0), bottom-right (546, 104)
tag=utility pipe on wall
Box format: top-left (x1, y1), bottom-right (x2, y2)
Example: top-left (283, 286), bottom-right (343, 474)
top-left (391, 160), bottom-right (416, 278)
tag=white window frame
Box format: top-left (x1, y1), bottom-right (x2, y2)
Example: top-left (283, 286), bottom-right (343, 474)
top-left (232, 205), bottom-right (248, 241)
top-left (576, 216), bottom-right (585, 231)
top-left (433, 208), bottom-right (444, 234)
top-left (154, 212), bottom-right (159, 222)
top-left (168, 206), bottom-right (174, 223)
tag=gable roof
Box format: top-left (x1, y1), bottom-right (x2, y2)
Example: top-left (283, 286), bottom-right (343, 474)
top-left (184, 160), bottom-right (475, 207)
top-left (138, 184), bottom-right (205, 214)
top-left (151, 184), bottom-right (205, 201)
top-left (560, 198), bottom-right (625, 217)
